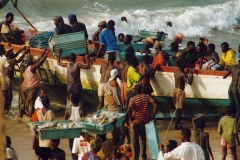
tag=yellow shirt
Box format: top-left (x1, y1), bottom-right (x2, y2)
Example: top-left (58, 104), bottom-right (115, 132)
top-left (219, 48), bottom-right (236, 67)
top-left (127, 66), bottom-right (141, 91)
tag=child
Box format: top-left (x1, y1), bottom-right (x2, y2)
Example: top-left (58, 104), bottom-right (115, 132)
top-left (6, 136), bottom-right (18, 160)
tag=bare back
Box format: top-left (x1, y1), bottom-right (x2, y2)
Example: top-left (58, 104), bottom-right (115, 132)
top-left (231, 65), bottom-right (240, 85)
top-left (174, 69), bottom-right (189, 90)
top-left (118, 61), bottom-right (130, 83)
top-left (195, 130), bottom-right (208, 149)
top-left (100, 62), bottom-right (115, 83)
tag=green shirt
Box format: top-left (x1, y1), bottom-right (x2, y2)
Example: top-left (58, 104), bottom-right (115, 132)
top-left (218, 116), bottom-right (237, 146)
top-left (127, 66), bottom-right (141, 91)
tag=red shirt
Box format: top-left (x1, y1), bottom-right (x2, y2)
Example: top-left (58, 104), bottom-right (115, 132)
top-left (129, 94), bottom-right (155, 124)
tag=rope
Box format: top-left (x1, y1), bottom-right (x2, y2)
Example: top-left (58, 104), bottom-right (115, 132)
top-left (11, 0), bottom-right (38, 31)
top-left (162, 108), bottom-right (177, 143)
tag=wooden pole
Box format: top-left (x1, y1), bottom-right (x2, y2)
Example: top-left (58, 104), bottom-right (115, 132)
top-left (11, 0), bottom-right (38, 31)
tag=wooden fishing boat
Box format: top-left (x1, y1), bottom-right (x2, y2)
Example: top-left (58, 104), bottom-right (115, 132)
top-left (1, 37), bottom-right (231, 118)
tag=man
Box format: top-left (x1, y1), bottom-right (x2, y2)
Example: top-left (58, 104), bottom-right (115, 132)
top-left (97, 53), bottom-right (116, 110)
top-left (57, 49), bottom-right (90, 108)
top-left (5, 46), bottom-right (29, 113)
top-left (128, 83), bottom-right (157, 160)
top-left (192, 113), bottom-right (214, 160)
top-left (68, 14), bottom-right (88, 39)
top-left (223, 57), bottom-right (240, 124)
top-left (0, 45), bottom-right (14, 114)
top-left (137, 37), bottom-right (154, 54)
top-left (160, 128), bottom-right (205, 160)
top-left (33, 126), bottom-right (66, 160)
top-left (173, 59), bottom-right (193, 130)
top-left (117, 33), bottom-right (124, 42)
top-left (118, 38), bottom-right (135, 107)
top-left (122, 34), bottom-right (134, 60)
top-left (218, 106), bottom-right (240, 160)
top-left (94, 21), bottom-right (120, 60)
top-left (0, 13), bottom-right (16, 46)
top-left (53, 16), bottom-right (73, 35)
top-left (151, 41), bottom-right (171, 70)
top-left (107, 20), bottom-right (115, 37)
top-left (219, 42), bottom-right (236, 70)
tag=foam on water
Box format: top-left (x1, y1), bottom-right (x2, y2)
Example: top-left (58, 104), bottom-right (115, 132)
top-left (1, 0), bottom-right (239, 40)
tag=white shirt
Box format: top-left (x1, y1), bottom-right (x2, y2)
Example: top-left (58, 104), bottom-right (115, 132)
top-left (0, 56), bottom-right (9, 77)
top-left (6, 147), bottom-right (18, 160)
top-left (72, 136), bottom-right (91, 160)
top-left (164, 142), bottom-right (205, 160)
top-left (34, 96), bottom-right (43, 109)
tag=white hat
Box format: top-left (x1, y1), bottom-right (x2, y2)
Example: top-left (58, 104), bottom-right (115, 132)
top-left (109, 69), bottom-right (118, 81)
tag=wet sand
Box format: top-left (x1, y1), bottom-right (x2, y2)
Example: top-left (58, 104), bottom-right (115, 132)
top-left (5, 116), bottom-right (240, 160)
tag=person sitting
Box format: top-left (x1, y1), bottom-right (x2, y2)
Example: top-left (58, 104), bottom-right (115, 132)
top-left (33, 126), bottom-right (66, 160)
top-left (117, 33), bottom-right (125, 42)
top-left (219, 42), bottom-right (236, 70)
top-left (6, 136), bottom-right (18, 160)
top-left (137, 37), bottom-right (154, 55)
top-left (158, 140), bottom-right (178, 160)
top-left (0, 13), bottom-right (16, 46)
top-left (53, 16), bottom-right (73, 35)
top-left (181, 42), bottom-right (205, 68)
top-left (192, 113), bottom-right (214, 160)
top-left (152, 41), bottom-right (171, 70)
top-left (206, 43), bottom-right (219, 63)
top-left (68, 14), bottom-right (88, 39)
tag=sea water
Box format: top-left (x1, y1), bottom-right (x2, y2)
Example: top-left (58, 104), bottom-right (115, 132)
top-left (1, 0), bottom-right (240, 53)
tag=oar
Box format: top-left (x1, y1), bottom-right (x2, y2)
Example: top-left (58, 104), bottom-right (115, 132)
top-left (11, 0), bottom-right (38, 31)
top-left (162, 108), bottom-right (177, 143)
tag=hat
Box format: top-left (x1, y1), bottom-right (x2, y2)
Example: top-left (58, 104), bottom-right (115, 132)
top-left (154, 41), bottom-right (165, 49)
top-left (166, 140), bottom-right (177, 151)
top-left (174, 33), bottom-right (183, 42)
top-left (132, 83), bottom-right (142, 91)
top-left (68, 14), bottom-right (76, 19)
top-left (52, 16), bottom-right (63, 22)
top-left (237, 54), bottom-right (240, 61)
top-left (98, 21), bottom-right (107, 27)
top-left (109, 69), bottom-right (118, 81)
top-left (146, 37), bottom-right (154, 44)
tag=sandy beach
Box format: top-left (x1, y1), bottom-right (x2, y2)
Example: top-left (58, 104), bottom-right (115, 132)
top-left (5, 115), bottom-right (240, 160)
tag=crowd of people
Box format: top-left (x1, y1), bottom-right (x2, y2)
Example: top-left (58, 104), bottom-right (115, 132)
top-left (1, 11), bottom-right (240, 160)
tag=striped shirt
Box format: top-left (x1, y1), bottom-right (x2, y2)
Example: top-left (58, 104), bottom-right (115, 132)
top-left (128, 94), bottom-right (155, 124)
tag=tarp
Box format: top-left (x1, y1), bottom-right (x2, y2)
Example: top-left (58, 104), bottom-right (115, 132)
top-left (0, 0), bottom-right (9, 9)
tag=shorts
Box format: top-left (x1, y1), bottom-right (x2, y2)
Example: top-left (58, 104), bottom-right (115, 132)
top-left (98, 83), bottom-right (107, 96)
top-left (104, 51), bottom-right (124, 61)
top-left (221, 137), bottom-right (234, 148)
top-left (0, 76), bottom-right (8, 90)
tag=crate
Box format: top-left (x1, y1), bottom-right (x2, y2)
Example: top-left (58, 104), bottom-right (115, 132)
top-left (139, 30), bottom-right (168, 41)
top-left (74, 111), bottom-right (126, 134)
top-left (117, 42), bottom-right (146, 52)
top-left (28, 120), bottom-right (82, 140)
top-left (48, 32), bottom-right (86, 57)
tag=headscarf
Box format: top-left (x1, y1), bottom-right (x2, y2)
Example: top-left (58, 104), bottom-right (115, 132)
top-left (119, 144), bottom-right (132, 159)
top-left (109, 69), bottom-right (118, 81)
top-left (146, 37), bottom-right (154, 45)
top-left (174, 33), bottom-right (183, 42)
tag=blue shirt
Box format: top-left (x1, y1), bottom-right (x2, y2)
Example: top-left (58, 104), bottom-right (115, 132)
top-left (99, 28), bottom-right (120, 52)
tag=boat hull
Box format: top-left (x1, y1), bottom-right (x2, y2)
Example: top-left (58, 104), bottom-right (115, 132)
top-left (4, 43), bottom-right (231, 117)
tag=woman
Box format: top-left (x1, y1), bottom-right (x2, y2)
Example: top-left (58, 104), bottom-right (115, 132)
top-left (104, 69), bottom-right (123, 112)
top-left (20, 49), bottom-right (49, 118)
top-left (82, 137), bottom-right (102, 160)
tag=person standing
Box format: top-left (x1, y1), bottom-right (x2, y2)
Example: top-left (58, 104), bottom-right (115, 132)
top-left (219, 42), bottom-right (236, 70)
top-left (20, 49), bottom-right (49, 118)
top-left (57, 49), bottom-right (90, 108)
top-left (173, 59), bottom-right (193, 130)
top-left (68, 14), bottom-right (88, 39)
top-left (160, 128), bottom-right (205, 160)
top-left (97, 53), bottom-right (116, 110)
top-left (6, 136), bottom-right (18, 160)
top-left (128, 84), bottom-right (157, 160)
top-left (122, 34), bottom-right (134, 60)
top-left (0, 12), bottom-right (16, 46)
top-left (5, 46), bottom-right (29, 113)
top-left (223, 57), bottom-right (240, 123)
top-left (94, 21), bottom-right (120, 60)
top-left (104, 69), bottom-right (123, 112)
top-left (0, 45), bottom-right (14, 114)
top-left (218, 106), bottom-right (240, 160)
top-left (192, 113), bottom-right (214, 160)
top-left (53, 16), bottom-right (73, 35)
